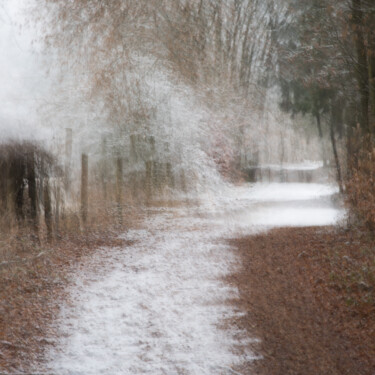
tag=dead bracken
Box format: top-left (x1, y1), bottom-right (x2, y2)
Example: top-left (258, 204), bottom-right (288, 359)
top-left (228, 227), bottom-right (375, 375)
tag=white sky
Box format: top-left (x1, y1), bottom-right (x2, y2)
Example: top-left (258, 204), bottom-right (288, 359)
top-left (0, 0), bottom-right (50, 140)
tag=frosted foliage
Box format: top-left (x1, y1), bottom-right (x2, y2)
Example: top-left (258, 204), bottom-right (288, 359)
top-left (0, 0), bottom-right (324, 191)
top-left (40, 56), bottom-right (324, 197)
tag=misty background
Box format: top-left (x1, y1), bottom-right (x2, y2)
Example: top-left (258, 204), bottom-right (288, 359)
top-left (0, 0), bottom-right (324, 197)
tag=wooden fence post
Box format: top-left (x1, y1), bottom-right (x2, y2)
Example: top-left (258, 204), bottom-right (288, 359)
top-left (180, 169), bottom-right (187, 193)
top-left (130, 134), bottom-right (137, 163)
top-left (116, 156), bottom-right (123, 224)
top-left (44, 179), bottom-right (53, 242)
top-left (166, 162), bottom-right (174, 189)
top-left (27, 149), bottom-right (38, 231)
top-left (55, 181), bottom-right (61, 234)
top-left (81, 154), bottom-right (88, 225)
top-left (145, 161), bottom-right (153, 205)
top-left (149, 136), bottom-right (155, 155)
top-left (130, 135), bottom-right (138, 200)
top-left (65, 128), bottom-right (73, 189)
top-left (101, 137), bottom-right (108, 201)
top-left (152, 161), bottom-right (159, 192)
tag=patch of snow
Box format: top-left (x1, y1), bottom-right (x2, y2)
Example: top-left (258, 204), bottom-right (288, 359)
top-left (260, 161), bottom-right (324, 171)
top-left (235, 183), bottom-right (338, 203)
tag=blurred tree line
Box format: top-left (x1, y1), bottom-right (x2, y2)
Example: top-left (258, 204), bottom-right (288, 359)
top-left (34, 0), bottom-right (375, 225)
top-left (271, 0), bottom-right (375, 226)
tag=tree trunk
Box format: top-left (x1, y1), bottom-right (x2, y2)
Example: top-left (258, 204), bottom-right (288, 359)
top-left (369, 55), bottom-right (375, 123)
top-left (330, 103), bottom-right (344, 193)
top-left (368, 27), bottom-right (375, 127)
top-left (315, 112), bottom-right (327, 167)
top-left (352, 0), bottom-right (370, 132)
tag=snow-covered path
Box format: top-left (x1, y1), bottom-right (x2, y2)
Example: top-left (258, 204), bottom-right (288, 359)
top-left (42, 183), bottom-right (343, 375)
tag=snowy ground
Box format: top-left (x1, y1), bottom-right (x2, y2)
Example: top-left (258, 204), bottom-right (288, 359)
top-left (260, 161), bottom-right (324, 171)
top-left (40, 182), bottom-right (344, 375)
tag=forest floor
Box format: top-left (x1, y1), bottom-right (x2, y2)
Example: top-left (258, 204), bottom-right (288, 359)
top-left (1, 216), bottom-right (374, 373)
top-left (228, 226), bottom-right (375, 375)
top-left (0, 210), bottom-right (140, 373)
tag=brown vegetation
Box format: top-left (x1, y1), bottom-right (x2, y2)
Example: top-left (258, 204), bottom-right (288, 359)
top-left (0, 206), bottom-right (140, 373)
top-left (0, 139), bottom-right (148, 371)
top-left (227, 227), bottom-right (375, 375)
top-left (346, 133), bottom-right (375, 231)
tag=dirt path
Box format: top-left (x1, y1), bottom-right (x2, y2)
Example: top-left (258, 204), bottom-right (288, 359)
top-left (1, 183), bottom-right (344, 374)
top-left (228, 227), bottom-right (375, 375)
top-left (35, 207), bottom-right (255, 375)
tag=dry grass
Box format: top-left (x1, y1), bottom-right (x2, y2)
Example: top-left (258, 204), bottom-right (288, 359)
top-left (0, 229), bottom-right (128, 372)
top-left (0, 180), bottom-right (145, 372)
top-left (227, 227), bottom-right (375, 375)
